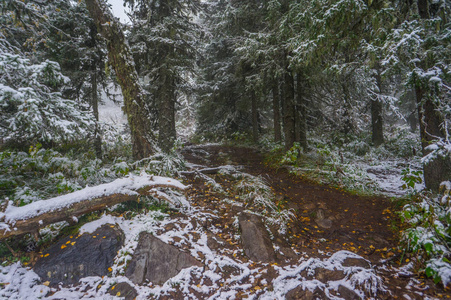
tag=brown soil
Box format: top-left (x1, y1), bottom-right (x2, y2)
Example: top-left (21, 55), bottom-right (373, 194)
top-left (181, 144), bottom-right (450, 299)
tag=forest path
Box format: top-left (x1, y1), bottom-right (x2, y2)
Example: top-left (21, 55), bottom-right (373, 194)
top-left (180, 144), bottom-right (445, 299)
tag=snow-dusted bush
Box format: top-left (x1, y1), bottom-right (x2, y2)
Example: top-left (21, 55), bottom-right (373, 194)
top-left (0, 52), bottom-right (94, 145)
top-left (401, 183), bottom-right (451, 286)
top-left (0, 144), bottom-right (124, 206)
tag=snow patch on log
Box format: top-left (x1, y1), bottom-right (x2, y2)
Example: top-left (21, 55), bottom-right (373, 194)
top-left (1, 174), bottom-right (186, 223)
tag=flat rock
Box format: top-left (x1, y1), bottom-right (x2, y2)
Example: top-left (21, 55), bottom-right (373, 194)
top-left (107, 282), bottom-right (137, 300)
top-left (125, 232), bottom-right (202, 285)
top-left (34, 224), bottom-right (124, 286)
top-left (238, 212), bottom-right (276, 262)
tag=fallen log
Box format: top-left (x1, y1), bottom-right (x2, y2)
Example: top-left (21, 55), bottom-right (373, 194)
top-left (0, 174), bottom-right (187, 241)
top-left (179, 166), bottom-right (239, 176)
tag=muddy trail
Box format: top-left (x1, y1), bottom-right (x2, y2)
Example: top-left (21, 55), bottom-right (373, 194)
top-left (180, 144), bottom-right (448, 299)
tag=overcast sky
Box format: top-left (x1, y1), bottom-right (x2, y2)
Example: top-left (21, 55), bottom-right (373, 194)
top-left (107, 0), bottom-right (130, 24)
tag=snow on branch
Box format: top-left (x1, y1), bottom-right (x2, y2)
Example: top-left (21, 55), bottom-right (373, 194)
top-left (0, 174), bottom-right (188, 241)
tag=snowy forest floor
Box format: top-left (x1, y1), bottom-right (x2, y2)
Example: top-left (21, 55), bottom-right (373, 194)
top-left (1, 144), bottom-right (449, 299)
top-left (180, 144), bottom-right (447, 299)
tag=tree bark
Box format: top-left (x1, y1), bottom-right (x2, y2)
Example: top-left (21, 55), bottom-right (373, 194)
top-left (91, 71), bottom-right (102, 158)
top-left (272, 81), bottom-right (282, 143)
top-left (371, 70), bottom-right (384, 147)
top-left (158, 70), bottom-right (176, 153)
top-left (251, 90), bottom-right (259, 143)
top-left (405, 89), bottom-right (418, 132)
top-left (417, 0), bottom-right (430, 19)
top-left (282, 69), bottom-right (296, 150)
top-left (416, 86), bottom-right (451, 191)
top-left (295, 73), bottom-right (308, 150)
top-left (85, 0), bottom-right (154, 159)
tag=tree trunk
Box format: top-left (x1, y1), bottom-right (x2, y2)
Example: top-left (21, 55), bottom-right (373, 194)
top-left (416, 86), bottom-right (451, 191)
top-left (371, 70), bottom-right (384, 147)
top-left (91, 72), bottom-right (102, 158)
top-left (272, 81), bottom-right (282, 143)
top-left (85, 0), bottom-right (154, 159)
top-left (405, 89), bottom-right (418, 132)
top-left (158, 71), bottom-right (176, 153)
top-left (282, 70), bottom-right (296, 150)
top-left (251, 90), bottom-right (259, 143)
top-left (295, 73), bottom-right (308, 150)
top-left (342, 82), bottom-right (353, 136)
top-left (417, 0), bottom-right (430, 19)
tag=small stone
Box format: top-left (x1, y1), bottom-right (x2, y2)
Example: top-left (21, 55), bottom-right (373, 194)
top-left (342, 257), bottom-right (371, 269)
top-left (107, 282), bottom-right (137, 300)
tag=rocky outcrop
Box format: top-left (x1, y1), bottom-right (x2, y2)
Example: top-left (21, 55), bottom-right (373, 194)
top-left (125, 232), bottom-right (202, 285)
top-left (238, 212), bottom-right (276, 262)
top-left (34, 224), bottom-right (124, 286)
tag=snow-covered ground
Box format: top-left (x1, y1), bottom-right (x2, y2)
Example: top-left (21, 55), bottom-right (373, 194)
top-left (360, 159), bottom-right (425, 196)
top-left (99, 85), bottom-right (127, 126)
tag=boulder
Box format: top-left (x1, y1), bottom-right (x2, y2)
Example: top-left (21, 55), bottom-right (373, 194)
top-left (34, 224), bottom-right (124, 286)
top-left (238, 212), bottom-right (276, 262)
top-left (125, 232), bottom-right (202, 285)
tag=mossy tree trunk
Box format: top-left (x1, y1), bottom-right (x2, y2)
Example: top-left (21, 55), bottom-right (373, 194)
top-left (251, 90), bottom-right (259, 143)
top-left (282, 66), bottom-right (296, 150)
top-left (85, 0), bottom-right (154, 159)
top-left (371, 69), bottom-right (384, 147)
top-left (272, 81), bottom-right (282, 143)
top-left (157, 69), bottom-right (176, 153)
top-left (295, 72), bottom-right (308, 151)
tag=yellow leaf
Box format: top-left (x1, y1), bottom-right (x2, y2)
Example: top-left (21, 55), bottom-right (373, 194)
top-left (71, 242), bottom-right (76, 246)
top-left (254, 286), bottom-right (261, 290)
top-left (66, 241), bottom-right (71, 244)
top-left (44, 253), bottom-right (49, 257)
top-left (61, 245), bottom-right (66, 249)
top-left (43, 281), bottom-right (50, 286)
top-left (116, 292), bottom-right (121, 297)
top-left (108, 267), bottom-right (113, 272)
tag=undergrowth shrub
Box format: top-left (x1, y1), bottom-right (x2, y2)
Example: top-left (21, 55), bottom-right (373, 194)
top-left (0, 143), bottom-right (187, 207)
top-left (400, 182), bottom-right (451, 286)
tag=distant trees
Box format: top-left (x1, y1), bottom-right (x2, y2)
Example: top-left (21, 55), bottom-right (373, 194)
top-left (195, 0), bottom-right (450, 191)
top-left (125, 0), bottom-right (201, 152)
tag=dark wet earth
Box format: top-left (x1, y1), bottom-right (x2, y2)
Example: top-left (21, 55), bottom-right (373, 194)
top-left (181, 144), bottom-right (450, 299)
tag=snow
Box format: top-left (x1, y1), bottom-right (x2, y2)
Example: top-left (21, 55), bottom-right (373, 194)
top-left (79, 214), bottom-right (118, 234)
top-left (0, 199), bottom-right (387, 300)
top-left (0, 174), bottom-right (187, 226)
